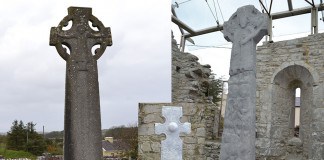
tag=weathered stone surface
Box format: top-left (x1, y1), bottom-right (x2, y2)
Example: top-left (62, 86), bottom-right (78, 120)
top-left (220, 5), bottom-right (268, 160)
top-left (255, 32), bottom-right (324, 159)
top-left (138, 33), bottom-right (220, 160)
top-left (205, 140), bottom-right (221, 160)
top-left (288, 137), bottom-right (302, 147)
top-left (49, 7), bottom-right (112, 160)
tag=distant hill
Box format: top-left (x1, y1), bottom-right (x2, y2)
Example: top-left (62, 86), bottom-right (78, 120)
top-left (43, 129), bottom-right (115, 139)
top-left (45, 131), bottom-right (63, 139)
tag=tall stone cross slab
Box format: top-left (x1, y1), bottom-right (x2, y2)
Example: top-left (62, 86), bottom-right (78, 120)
top-left (220, 5), bottom-right (268, 160)
top-left (155, 106), bottom-right (191, 160)
top-left (49, 7), bottom-right (112, 160)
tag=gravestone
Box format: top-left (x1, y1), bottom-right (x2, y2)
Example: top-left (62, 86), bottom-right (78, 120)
top-left (155, 106), bottom-right (191, 160)
top-left (220, 5), bottom-right (268, 160)
top-left (49, 7), bottom-right (112, 160)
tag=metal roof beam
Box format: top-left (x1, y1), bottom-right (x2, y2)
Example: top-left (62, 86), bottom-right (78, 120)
top-left (172, 4), bottom-right (324, 39)
top-left (269, 0), bottom-right (274, 14)
top-left (171, 15), bottom-right (195, 34)
top-left (305, 0), bottom-right (315, 7)
top-left (272, 4), bottom-right (324, 20)
top-left (259, 0), bottom-right (270, 16)
top-left (171, 7), bottom-right (185, 35)
top-left (184, 25), bottom-right (223, 38)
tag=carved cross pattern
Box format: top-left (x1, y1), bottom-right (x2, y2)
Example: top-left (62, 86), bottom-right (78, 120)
top-left (49, 7), bottom-right (112, 62)
top-left (223, 5), bottom-right (268, 44)
top-left (222, 5), bottom-right (268, 76)
top-left (155, 106), bottom-right (191, 160)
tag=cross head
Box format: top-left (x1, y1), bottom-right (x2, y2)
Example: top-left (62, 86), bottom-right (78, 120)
top-left (49, 7), bottom-right (112, 63)
top-left (155, 106), bottom-right (191, 160)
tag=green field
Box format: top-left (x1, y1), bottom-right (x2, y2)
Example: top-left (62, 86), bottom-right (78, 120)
top-left (0, 143), bottom-right (37, 159)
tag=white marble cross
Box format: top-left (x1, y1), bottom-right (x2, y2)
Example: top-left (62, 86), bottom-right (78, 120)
top-left (155, 106), bottom-right (191, 160)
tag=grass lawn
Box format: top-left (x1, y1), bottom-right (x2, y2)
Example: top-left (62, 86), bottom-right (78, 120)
top-left (0, 143), bottom-right (37, 159)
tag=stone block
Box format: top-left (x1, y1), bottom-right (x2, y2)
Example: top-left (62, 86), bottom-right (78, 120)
top-left (151, 142), bottom-right (161, 153)
top-left (311, 131), bottom-right (324, 142)
top-left (196, 128), bottom-right (206, 137)
top-left (310, 142), bottom-right (324, 160)
top-left (182, 105), bottom-right (196, 116)
top-left (143, 113), bottom-right (163, 124)
top-left (287, 137), bottom-right (302, 147)
top-left (270, 125), bottom-right (290, 139)
top-left (138, 123), bottom-right (155, 136)
top-left (311, 122), bottom-right (324, 132)
top-left (183, 137), bottom-right (196, 144)
top-left (140, 142), bottom-right (152, 152)
top-left (256, 138), bottom-right (270, 148)
top-left (313, 108), bottom-right (324, 122)
top-left (139, 103), bottom-right (169, 114)
top-left (197, 138), bottom-right (205, 144)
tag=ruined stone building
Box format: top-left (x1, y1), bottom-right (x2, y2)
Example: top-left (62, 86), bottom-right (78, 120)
top-left (138, 32), bottom-right (324, 160)
top-left (138, 34), bottom-right (220, 159)
top-left (255, 33), bottom-right (324, 160)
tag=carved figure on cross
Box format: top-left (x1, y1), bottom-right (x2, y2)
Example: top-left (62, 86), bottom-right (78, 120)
top-left (155, 106), bottom-right (191, 160)
top-left (222, 5), bottom-right (268, 76)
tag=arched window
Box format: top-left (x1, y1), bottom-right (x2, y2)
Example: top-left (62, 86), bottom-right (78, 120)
top-left (294, 88), bottom-right (300, 137)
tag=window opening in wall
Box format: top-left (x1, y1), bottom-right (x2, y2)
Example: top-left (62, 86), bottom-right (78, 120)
top-left (294, 88), bottom-right (300, 137)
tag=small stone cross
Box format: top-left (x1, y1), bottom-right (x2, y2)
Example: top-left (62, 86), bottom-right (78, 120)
top-left (155, 106), bottom-right (191, 160)
top-left (49, 7), bottom-right (112, 160)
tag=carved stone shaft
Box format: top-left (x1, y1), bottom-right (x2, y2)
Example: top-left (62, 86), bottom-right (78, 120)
top-left (220, 5), bottom-right (268, 160)
top-left (49, 7), bottom-right (112, 160)
top-left (155, 106), bottom-right (191, 160)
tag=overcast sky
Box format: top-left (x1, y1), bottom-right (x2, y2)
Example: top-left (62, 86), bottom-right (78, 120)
top-left (1, 0), bottom-right (323, 133)
top-left (0, 0), bottom-right (170, 132)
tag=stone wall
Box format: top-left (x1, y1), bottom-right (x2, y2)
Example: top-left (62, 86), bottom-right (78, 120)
top-left (138, 32), bottom-right (324, 160)
top-left (171, 35), bottom-right (218, 140)
top-left (137, 34), bottom-right (220, 159)
top-left (255, 33), bottom-right (324, 160)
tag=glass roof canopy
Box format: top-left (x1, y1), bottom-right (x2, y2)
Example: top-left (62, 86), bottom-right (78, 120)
top-left (172, 0), bottom-right (324, 51)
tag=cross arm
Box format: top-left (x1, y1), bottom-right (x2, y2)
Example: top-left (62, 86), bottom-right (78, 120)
top-left (49, 27), bottom-right (71, 61)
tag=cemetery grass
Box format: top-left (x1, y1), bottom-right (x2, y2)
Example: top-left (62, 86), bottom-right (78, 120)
top-left (0, 143), bottom-right (37, 159)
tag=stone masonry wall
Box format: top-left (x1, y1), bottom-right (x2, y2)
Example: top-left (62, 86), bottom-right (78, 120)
top-left (255, 33), bottom-right (324, 160)
top-left (137, 34), bottom-right (221, 159)
top-left (171, 35), bottom-right (218, 140)
top-left (139, 32), bottom-right (324, 160)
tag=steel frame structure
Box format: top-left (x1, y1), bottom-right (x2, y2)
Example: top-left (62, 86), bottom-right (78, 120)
top-left (172, 0), bottom-right (324, 51)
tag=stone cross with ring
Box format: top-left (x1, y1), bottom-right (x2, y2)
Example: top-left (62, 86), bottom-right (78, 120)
top-left (49, 7), bottom-right (112, 160)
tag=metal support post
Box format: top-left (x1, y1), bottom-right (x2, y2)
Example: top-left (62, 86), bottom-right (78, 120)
top-left (288, 0), bottom-right (293, 11)
top-left (217, 80), bottom-right (227, 137)
top-left (268, 16), bottom-right (273, 42)
top-left (180, 35), bottom-right (186, 52)
top-left (311, 7), bottom-right (318, 34)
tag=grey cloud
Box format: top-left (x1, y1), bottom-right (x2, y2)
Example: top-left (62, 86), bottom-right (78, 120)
top-left (0, 0), bottom-right (170, 132)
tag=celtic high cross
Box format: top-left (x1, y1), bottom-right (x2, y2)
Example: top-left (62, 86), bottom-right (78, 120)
top-left (155, 106), bottom-right (191, 160)
top-left (220, 5), bottom-right (268, 160)
top-left (50, 7), bottom-right (112, 160)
